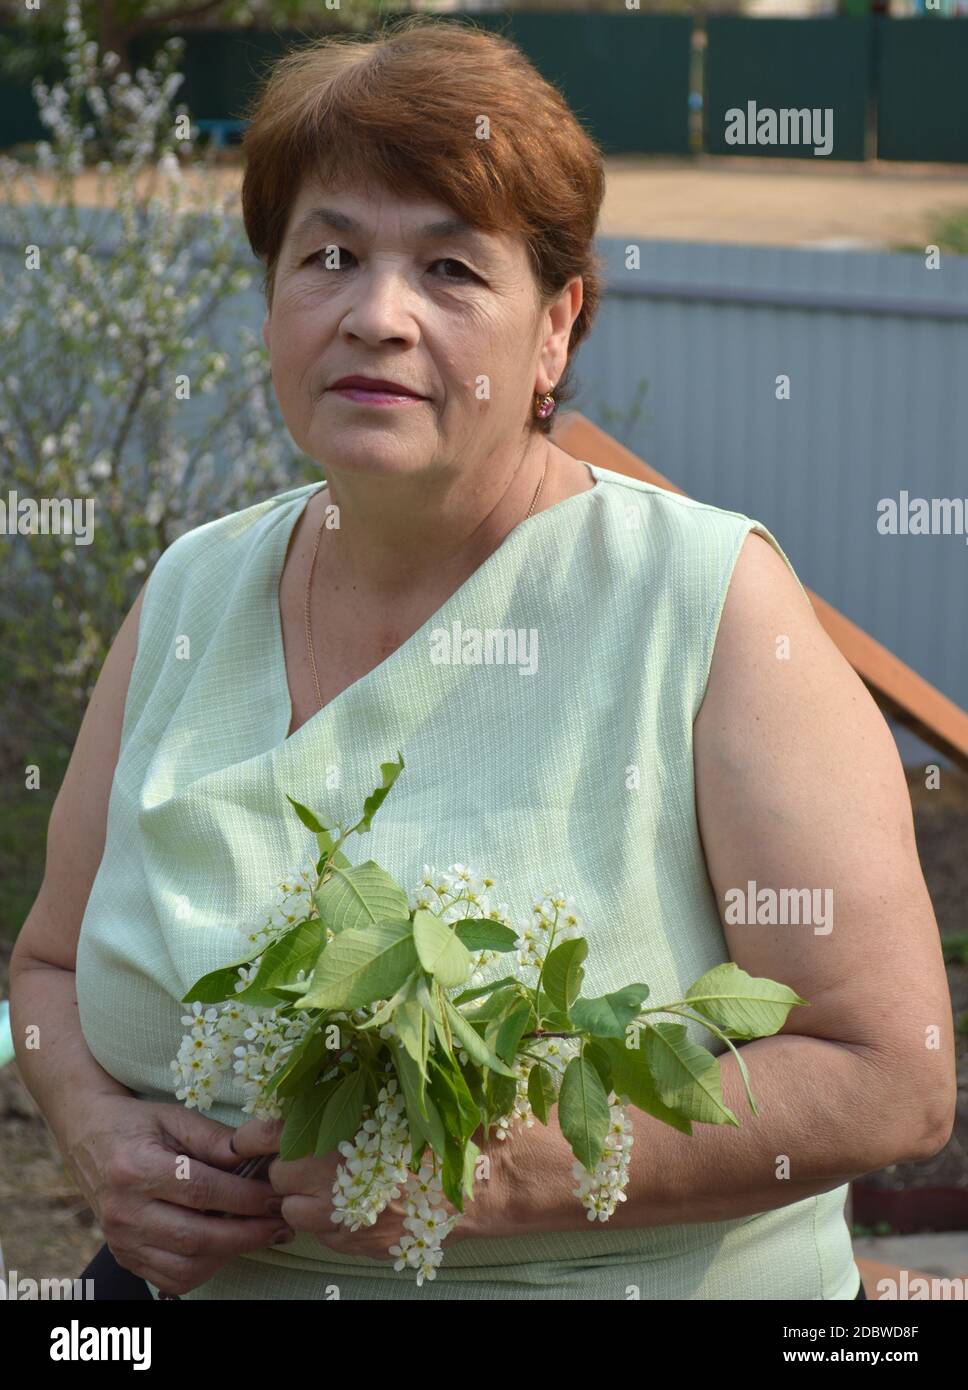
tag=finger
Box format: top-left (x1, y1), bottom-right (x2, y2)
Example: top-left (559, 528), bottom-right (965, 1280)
top-left (111, 1244), bottom-right (202, 1299)
top-left (148, 1202), bottom-right (296, 1260)
top-left (230, 1115), bottom-right (285, 1160)
top-left (266, 1148), bottom-right (340, 1196)
top-left (277, 1192), bottom-right (339, 1236)
top-left (157, 1104), bottom-right (250, 1172)
top-left (145, 1147), bottom-right (285, 1218)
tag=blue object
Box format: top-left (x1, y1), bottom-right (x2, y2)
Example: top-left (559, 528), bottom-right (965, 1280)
top-left (0, 1000), bottom-right (13, 1068)
top-left (193, 118), bottom-right (247, 149)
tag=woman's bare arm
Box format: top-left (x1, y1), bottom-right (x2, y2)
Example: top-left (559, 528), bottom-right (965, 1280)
top-left (9, 584), bottom-right (147, 1141)
top-left (491, 533), bottom-right (957, 1238)
top-left (9, 581), bottom-right (296, 1294)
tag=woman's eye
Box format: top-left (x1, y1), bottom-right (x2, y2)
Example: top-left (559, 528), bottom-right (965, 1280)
top-left (306, 246), bottom-right (353, 269)
top-left (306, 248), bottom-right (475, 282)
top-left (432, 258), bottom-right (476, 282)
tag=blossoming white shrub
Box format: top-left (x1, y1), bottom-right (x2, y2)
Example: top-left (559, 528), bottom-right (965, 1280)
top-left (0, 0), bottom-right (308, 759)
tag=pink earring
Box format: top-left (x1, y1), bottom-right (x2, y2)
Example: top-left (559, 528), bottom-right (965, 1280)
top-left (535, 392), bottom-right (556, 420)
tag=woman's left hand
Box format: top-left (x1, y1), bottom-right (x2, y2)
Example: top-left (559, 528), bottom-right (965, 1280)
top-left (231, 1115), bottom-right (522, 1260)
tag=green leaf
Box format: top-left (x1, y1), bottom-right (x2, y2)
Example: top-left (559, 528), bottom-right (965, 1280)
top-left (234, 918), bottom-right (323, 1003)
top-left (180, 943), bottom-right (265, 1004)
top-left (644, 1021), bottom-right (738, 1126)
top-left (415, 974), bottom-right (456, 1063)
top-left (526, 1062), bottom-right (557, 1125)
top-left (396, 994), bottom-right (431, 1080)
top-left (600, 1035), bottom-right (693, 1135)
top-left (541, 1008), bottom-right (575, 1033)
top-left (314, 1069), bottom-right (367, 1156)
top-left (354, 971), bottom-right (419, 1032)
top-left (452, 918), bottom-right (519, 953)
top-left (313, 861), bottom-right (410, 937)
top-left (441, 1133), bottom-right (467, 1212)
top-left (494, 1000), bottom-right (533, 1065)
top-left (315, 845), bottom-right (352, 876)
top-left (413, 909), bottom-right (472, 988)
top-left (280, 1076), bottom-right (340, 1160)
top-left (299, 919), bottom-right (418, 1010)
top-left (583, 1038), bottom-right (614, 1095)
top-left (569, 985), bottom-right (650, 1038)
top-left (429, 1057), bottom-right (480, 1145)
top-left (277, 1049), bottom-right (336, 1101)
top-left (461, 984), bottom-right (523, 1021)
top-left (268, 980), bottom-right (312, 999)
top-left (462, 1137), bottom-right (480, 1201)
top-left (452, 976), bottom-right (520, 1007)
top-left (541, 937), bottom-right (588, 1012)
top-left (314, 817), bottom-right (343, 861)
top-left (285, 794), bottom-right (328, 834)
top-left (264, 1017), bottom-right (326, 1096)
top-left (484, 1071), bottom-right (518, 1131)
top-left (558, 1055), bottom-right (610, 1171)
top-left (684, 962), bottom-right (808, 1040)
top-left (459, 1056), bottom-right (486, 1111)
top-left (442, 998), bottom-right (519, 1079)
top-left (355, 753), bottom-right (405, 835)
top-left (391, 1040), bottom-right (447, 1159)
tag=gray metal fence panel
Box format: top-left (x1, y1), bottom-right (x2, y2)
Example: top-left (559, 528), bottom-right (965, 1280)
top-left (571, 237), bottom-right (968, 716)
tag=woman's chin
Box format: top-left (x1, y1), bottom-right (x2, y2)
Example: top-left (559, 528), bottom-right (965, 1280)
top-left (308, 434), bottom-right (437, 477)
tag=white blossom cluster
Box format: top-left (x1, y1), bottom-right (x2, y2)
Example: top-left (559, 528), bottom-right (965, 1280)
top-left (492, 1033), bottom-right (582, 1141)
top-left (410, 861), bottom-right (515, 989)
top-left (172, 858), bottom-right (636, 1281)
top-left (389, 1160), bottom-right (461, 1287)
top-left (572, 1095), bottom-right (635, 1221)
top-left (516, 888), bottom-right (586, 975)
top-left (330, 1079), bottom-right (412, 1230)
top-left (172, 868), bottom-right (322, 1117)
top-left (485, 1032), bottom-right (634, 1223)
top-left (328, 1078), bottom-right (459, 1286)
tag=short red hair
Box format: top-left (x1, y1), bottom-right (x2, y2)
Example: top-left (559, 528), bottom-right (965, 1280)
top-left (239, 14), bottom-right (606, 434)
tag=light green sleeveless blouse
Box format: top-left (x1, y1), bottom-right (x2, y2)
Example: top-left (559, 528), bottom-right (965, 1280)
top-left (75, 461), bottom-right (861, 1300)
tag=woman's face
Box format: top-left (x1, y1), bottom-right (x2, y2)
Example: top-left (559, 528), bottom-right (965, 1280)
top-left (262, 175), bottom-right (580, 484)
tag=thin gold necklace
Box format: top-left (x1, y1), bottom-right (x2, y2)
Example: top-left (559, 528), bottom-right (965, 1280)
top-left (303, 456), bottom-right (549, 714)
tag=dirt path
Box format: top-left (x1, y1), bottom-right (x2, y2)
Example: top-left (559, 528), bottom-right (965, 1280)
top-left (6, 153), bottom-right (967, 250)
top-left (601, 155), bottom-right (968, 249)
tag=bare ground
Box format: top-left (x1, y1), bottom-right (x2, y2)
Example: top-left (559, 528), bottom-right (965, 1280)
top-left (5, 152), bottom-right (968, 250)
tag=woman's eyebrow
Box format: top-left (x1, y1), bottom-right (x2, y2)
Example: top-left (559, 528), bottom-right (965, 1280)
top-left (290, 207), bottom-right (489, 249)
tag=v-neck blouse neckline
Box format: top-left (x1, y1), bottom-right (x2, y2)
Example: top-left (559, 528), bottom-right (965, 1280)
top-left (267, 462), bottom-right (605, 757)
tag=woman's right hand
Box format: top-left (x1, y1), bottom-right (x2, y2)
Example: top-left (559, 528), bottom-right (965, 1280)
top-left (61, 1092), bottom-right (295, 1297)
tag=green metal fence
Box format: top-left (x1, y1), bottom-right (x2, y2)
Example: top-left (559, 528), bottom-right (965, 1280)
top-left (704, 16), bottom-right (874, 162)
top-left (0, 15), bottom-right (694, 158)
top-left (469, 12), bottom-right (692, 156)
top-left (1, 17), bottom-right (966, 164)
top-left (876, 18), bottom-right (968, 162)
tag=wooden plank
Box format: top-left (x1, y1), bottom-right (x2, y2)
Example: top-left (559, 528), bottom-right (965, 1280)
top-left (854, 1256), bottom-right (967, 1299)
top-left (554, 411), bottom-right (968, 773)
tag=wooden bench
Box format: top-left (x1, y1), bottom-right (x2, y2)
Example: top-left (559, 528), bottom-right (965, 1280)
top-left (854, 1255), bottom-right (966, 1298)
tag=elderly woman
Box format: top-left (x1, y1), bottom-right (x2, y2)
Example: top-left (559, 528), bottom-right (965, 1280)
top-left (10, 17), bottom-right (954, 1302)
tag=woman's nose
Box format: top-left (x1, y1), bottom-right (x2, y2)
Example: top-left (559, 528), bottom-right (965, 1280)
top-left (339, 270), bottom-right (420, 345)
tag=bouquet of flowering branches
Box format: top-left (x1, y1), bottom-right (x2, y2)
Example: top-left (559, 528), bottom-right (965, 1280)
top-left (172, 753), bottom-right (808, 1286)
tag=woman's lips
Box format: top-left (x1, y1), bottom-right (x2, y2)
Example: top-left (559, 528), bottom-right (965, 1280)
top-left (329, 386), bottom-right (426, 406)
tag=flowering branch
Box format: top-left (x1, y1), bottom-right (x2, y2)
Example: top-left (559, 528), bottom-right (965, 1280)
top-left (171, 753), bottom-right (809, 1288)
